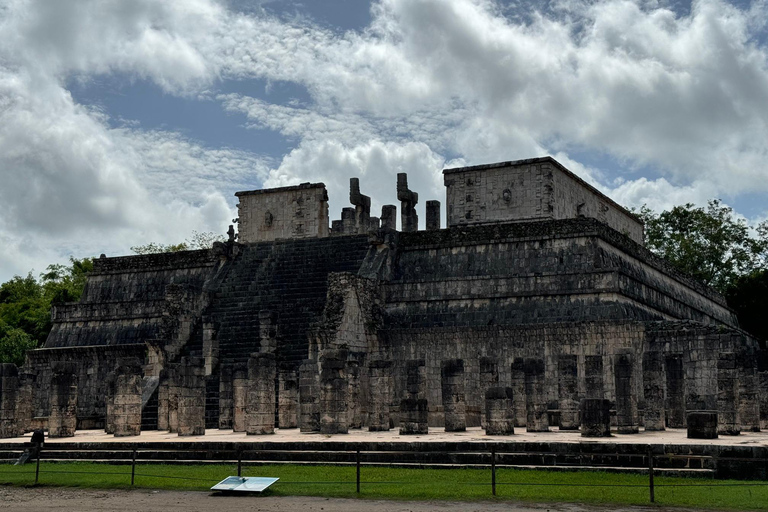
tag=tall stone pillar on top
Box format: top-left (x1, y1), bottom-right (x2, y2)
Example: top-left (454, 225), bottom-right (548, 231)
top-left (557, 355), bottom-right (579, 430)
top-left (299, 360), bottom-right (320, 432)
top-left (397, 173), bottom-right (419, 232)
top-left (350, 177), bottom-right (371, 234)
top-left (0, 364), bottom-right (20, 438)
top-left (232, 363), bottom-right (248, 432)
top-left (510, 358), bottom-right (526, 427)
top-left (426, 200), bottom-right (441, 231)
top-left (278, 364), bottom-right (298, 429)
top-left (479, 357), bottom-right (499, 430)
top-left (717, 352), bottom-right (739, 435)
top-left (368, 360), bottom-right (392, 431)
top-left (49, 367), bottom-right (78, 438)
top-left (441, 359), bottom-right (466, 432)
top-left (112, 359), bottom-right (143, 437)
top-left (665, 354), bottom-right (686, 428)
top-left (614, 351), bottom-right (638, 434)
top-left (177, 357), bottom-right (206, 436)
top-left (319, 349), bottom-right (348, 434)
top-left (246, 352), bottom-right (276, 435)
top-left (380, 205), bottom-right (397, 230)
top-left (524, 358), bottom-right (548, 432)
top-left (642, 350), bottom-right (665, 431)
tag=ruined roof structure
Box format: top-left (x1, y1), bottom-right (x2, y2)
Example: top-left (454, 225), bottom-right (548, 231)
top-left (0, 156), bottom-right (764, 441)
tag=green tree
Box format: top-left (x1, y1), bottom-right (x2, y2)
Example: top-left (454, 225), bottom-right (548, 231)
top-left (725, 270), bottom-right (768, 344)
top-left (639, 200), bottom-right (766, 292)
top-left (130, 231), bottom-right (225, 255)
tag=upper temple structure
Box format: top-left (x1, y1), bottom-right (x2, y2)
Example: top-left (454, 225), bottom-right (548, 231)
top-left (0, 156), bottom-right (763, 440)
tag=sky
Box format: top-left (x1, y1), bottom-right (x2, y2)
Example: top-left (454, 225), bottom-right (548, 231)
top-left (2, 0), bottom-right (768, 282)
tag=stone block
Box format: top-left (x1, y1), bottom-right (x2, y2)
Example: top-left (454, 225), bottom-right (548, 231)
top-left (399, 398), bottom-right (428, 435)
top-left (687, 411), bottom-right (718, 439)
top-left (580, 398), bottom-right (611, 437)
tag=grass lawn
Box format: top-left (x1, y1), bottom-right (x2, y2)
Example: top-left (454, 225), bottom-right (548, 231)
top-left (2, 461), bottom-right (768, 509)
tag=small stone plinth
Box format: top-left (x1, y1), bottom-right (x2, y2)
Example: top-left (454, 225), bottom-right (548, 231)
top-left (399, 398), bottom-right (428, 435)
top-left (580, 398), bottom-right (611, 437)
top-left (485, 387), bottom-right (514, 435)
top-left (687, 411), bottom-right (718, 439)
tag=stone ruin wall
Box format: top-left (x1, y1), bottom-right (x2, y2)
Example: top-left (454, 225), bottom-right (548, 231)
top-left (444, 157), bottom-right (644, 245)
top-left (236, 183), bottom-right (330, 243)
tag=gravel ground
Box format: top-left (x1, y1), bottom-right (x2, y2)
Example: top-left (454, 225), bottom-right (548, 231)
top-left (0, 486), bottom-right (710, 512)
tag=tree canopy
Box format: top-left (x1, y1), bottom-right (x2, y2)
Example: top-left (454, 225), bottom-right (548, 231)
top-left (130, 231), bottom-right (225, 255)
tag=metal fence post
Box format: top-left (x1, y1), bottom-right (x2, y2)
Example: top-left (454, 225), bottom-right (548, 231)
top-left (34, 447), bottom-right (41, 485)
top-left (237, 449), bottom-right (242, 477)
top-left (356, 450), bottom-right (361, 494)
top-left (131, 449), bottom-right (137, 486)
top-left (491, 448), bottom-right (496, 496)
top-left (648, 446), bottom-right (654, 503)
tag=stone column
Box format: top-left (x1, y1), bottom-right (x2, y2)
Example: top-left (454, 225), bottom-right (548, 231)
top-left (259, 311), bottom-right (278, 353)
top-left (717, 352), bottom-right (740, 435)
top-left (665, 354), bottom-right (686, 428)
top-left (299, 360), bottom-right (320, 432)
top-left (614, 352), bottom-right (638, 434)
top-left (350, 177), bottom-right (371, 234)
top-left (580, 398), bottom-right (611, 437)
top-left (246, 353), bottom-right (276, 435)
top-left (441, 359), bottom-right (466, 432)
top-left (737, 350), bottom-right (761, 432)
top-left (14, 372), bottom-right (34, 437)
top-left (642, 350), bottom-right (665, 431)
top-left (218, 365), bottom-right (233, 429)
top-left (157, 365), bottom-right (173, 432)
top-left (397, 173), bottom-right (419, 232)
top-left (104, 371), bottom-right (116, 435)
top-left (49, 370), bottom-right (78, 438)
top-left (485, 387), bottom-right (515, 435)
top-left (113, 360), bottom-right (142, 437)
top-left (585, 355), bottom-right (604, 399)
top-left (320, 349), bottom-right (348, 434)
top-left (346, 360), bottom-right (362, 429)
top-left (0, 364), bottom-right (20, 438)
top-left (760, 369), bottom-right (768, 431)
top-left (510, 359), bottom-right (526, 427)
top-left (368, 360), bottom-right (392, 431)
top-left (426, 200), bottom-right (441, 231)
top-left (479, 357), bottom-right (499, 430)
top-left (341, 207), bottom-right (356, 235)
top-left (399, 398), bottom-right (428, 435)
top-left (405, 359), bottom-right (426, 399)
top-left (177, 357), bottom-right (206, 436)
top-left (687, 411), bottom-right (718, 439)
top-left (166, 365), bottom-right (181, 433)
top-left (278, 365), bottom-right (299, 429)
top-left (557, 355), bottom-right (579, 430)
top-left (232, 363), bottom-right (248, 432)
top-left (380, 205), bottom-right (397, 230)
top-left (524, 358), bottom-right (548, 432)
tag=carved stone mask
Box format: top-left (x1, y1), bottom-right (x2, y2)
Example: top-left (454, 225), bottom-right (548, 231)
top-left (264, 211), bottom-right (274, 227)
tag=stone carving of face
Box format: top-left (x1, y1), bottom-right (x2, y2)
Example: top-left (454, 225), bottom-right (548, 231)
top-left (264, 211), bottom-right (274, 227)
top-left (502, 188), bottom-right (512, 204)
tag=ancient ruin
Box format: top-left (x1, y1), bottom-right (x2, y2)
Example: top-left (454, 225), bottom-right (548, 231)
top-left (0, 156), bottom-right (764, 441)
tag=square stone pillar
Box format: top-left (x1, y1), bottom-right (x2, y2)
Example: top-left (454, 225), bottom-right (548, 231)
top-left (49, 370), bottom-right (78, 438)
top-left (524, 358), bottom-right (548, 432)
top-left (717, 352), bottom-right (739, 435)
top-left (687, 411), bottom-right (718, 439)
top-left (113, 360), bottom-right (143, 437)
top-left (399, 398), bottom-right (428, 435)
top-left (368, 360), bottom-right (392, 431)
top-left (346, 359), bottom-right (362, 429)
top-left (104, 371), bottom-right (116, 435)
top-left (479, 357), bottom-right (499, 430)
top-left (510, 359), bottom-right (526, 427)
top-left (557, 355), bottom-right (579, 430)
top-left (737, 349), bottom-right (761, 432)
top-left (585, 355), bottom-right (604, 399)
top-left (14, 372), bottom-right (34, 437)
top-left (580, 398), bottom-right (611, 437)
top-left (426, 200), bottom-right (441, 231)
top-left (299, 360), bottom-right (320, 432)
top-left (485, 387), bottom-right (515, 435)
top-left (642, 350), bottom-right (665, 431)
top-left (614, 352), bottom-right (638, 434)
top-left (380, 205), bottom-right (397, 230)
top-left (665, 354), bottom-right (686, 428)
top-left (441, 359), bottom-right (466, 432)
top-left (246, 353), bottom-right (276, 435)
top-left (218, 365), bottom-right (233, 429)
top-left (232, 363), bottom-right (248, 432)
top-left (405, 359), bottom-right (426, 399)
top-left (157, 365), bottom-right (174, 432)
top-left (177, 357), bottom-right (206, 436)
top-left (0, 364), bottom-right (20, 438)
top-left (278, 365), bottom-right (298, 429)
top-left (320, 349), bottom-right (348, 434)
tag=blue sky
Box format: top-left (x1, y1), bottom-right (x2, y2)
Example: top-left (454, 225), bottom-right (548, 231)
top-left (2, 0), bottom-right (768, 281)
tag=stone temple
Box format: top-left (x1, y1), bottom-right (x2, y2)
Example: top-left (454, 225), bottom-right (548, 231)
top-left (0, 156), bottom-right (764, 439)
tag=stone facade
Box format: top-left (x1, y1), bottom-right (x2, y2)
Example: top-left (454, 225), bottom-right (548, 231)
top-left (2, 156), bottom-right (763, 441)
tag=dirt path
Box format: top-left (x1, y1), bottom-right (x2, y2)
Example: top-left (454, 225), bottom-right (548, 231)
top-left (0, 487), bottom-right (706, 512)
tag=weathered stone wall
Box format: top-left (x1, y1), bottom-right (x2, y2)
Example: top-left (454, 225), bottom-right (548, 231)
top-left (443, 157), bottom-right (643, 244)
top-left (236, 183), bottom-right (330, 242)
